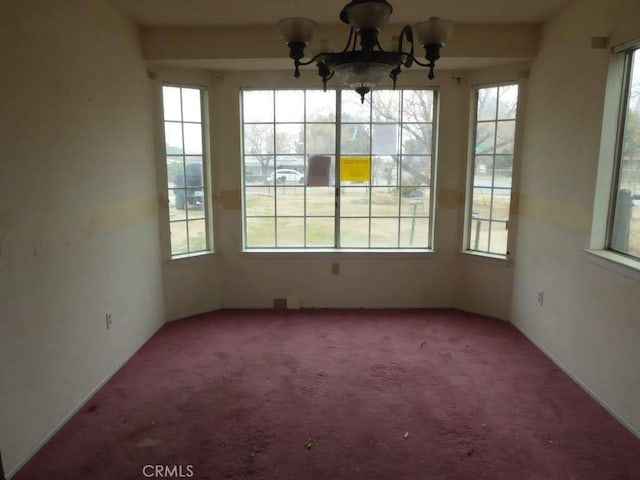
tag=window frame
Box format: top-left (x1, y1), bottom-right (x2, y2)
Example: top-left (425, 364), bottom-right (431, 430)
top-left (240, 87), bottom-right (439, 252)
top-left (588, 41), bottom-right (640, 275)
top-left (463, 81), bottom-right (520, 259)
top-left (606, 47), bottom-right (639, 260)
top-left (160, 83), bottom-right (214, 259)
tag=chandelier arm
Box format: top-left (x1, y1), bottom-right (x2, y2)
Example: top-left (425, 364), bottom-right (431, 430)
top-left (410, 56), bottom-right (431, 68)
top-left (375, 39), bottom-right (385, 52)
top-left (410, 54), bottom-right (436, 79)
top-left (398, 25), bottom-right (415, 68)
top-left (297, 52), bottom-right (334, 67)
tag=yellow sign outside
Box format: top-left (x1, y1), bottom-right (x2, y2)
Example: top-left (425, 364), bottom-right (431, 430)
top-left (340, 157), bottom-right (371, 182)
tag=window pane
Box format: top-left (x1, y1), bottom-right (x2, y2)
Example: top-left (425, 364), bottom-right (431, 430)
top-left (306, 217), bottom-right (335, 247)
top-left (340, 187), bottom-right (370, 216)
top-left (496, 120), bottom-right (516, 154)
top-left (274, 157), bottom-right (305, 178)
top-left (498, 85), bottom-right (518, 120)
top-left (277, 217), bottom-right (305, 247)
top-left (306, 90), bottom-right (336, 122)
top-left (401, 156), bottom-right (430, 186)
top-left (246, 187), bottom-right (275, 216)
top-left (491, 190), bottom-right (512, 222)
top-left (246, 217), bottom-right (275, 247)
top-left (370, 218), bottom-right (399, 247)
top-left (168, 189), bottom-right (187, 219)
top-left (164, 122), bottom-right (183, 154)
top-left (371, 188), bottom-right (399, 216)
top-left (276, 90), bottom-right (304, 122)
top-left (188, 219), bottom-right (207, 252)
top-left (475, 122), bottom-right (496, 154)
top-left (473, 155), bottom-right (493, 185)
top-left (372, 90), bottom-right (400, 122)
top-left (341, 124), bottom-right (371, 154)
top-left (306, 124), bottom-right (336, 154)
top-left (167, 156), bottom-right (183, 187)
top-left (276, 187), bottom-right (304, 216)
top-left (244, 155), bottom-right (274, 185)
top-left (183, 123), bottom-right (203, 155)
top-left (372, 156), bottom-right (397, 186)
top-left (471, 187), bottom-right (493, 220)
top-left (244, 124), bottom-right (274, 154)
top-left (495, 155), bottom-right (513, 188)
top-left (276, 124), bottom-right (304, 154)
top-left (162, 87), bottom-right (182, 121)
top-left (372, 124), bottom-right (399, 155)
top-left (477, 87), bottom-right (498, 121)
top-left (400, 217), bottom-right (429, 247)
top-left (184, 188), bottom-right (205, 213)
top-left (469, 218), bottom-right (490, 252)
top-left (181, 88), bottom-right (201, 122)
top-left (402, 90), bottom-right (433, 123)
top-left (489, 221), bottom-right (508, 255)
top-left (170, 221), bottom-right (188, 255)
top-left (401, 188), bottom-right (429, 216)
top-left (307, 188), bottom-right (335, 216)
top-left (184, 157), bottom-right (203, 186)
top-left (340, 218), bottom-right (369, 247)
top-left (243, 90), bottom-right (273, 122)
top-left (402, 124), bottom-right (432, 154)
top-left (341, 91), bottom-right (370, 122)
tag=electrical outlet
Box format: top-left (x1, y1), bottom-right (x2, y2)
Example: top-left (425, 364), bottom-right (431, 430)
top-left (537, 289), bottom-right (544, 306)
top-left (105, 311), bottom-right (113, 330)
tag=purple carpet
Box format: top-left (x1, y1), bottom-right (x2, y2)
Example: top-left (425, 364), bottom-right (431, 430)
top-left (13, 309), bottom-right (640, 479)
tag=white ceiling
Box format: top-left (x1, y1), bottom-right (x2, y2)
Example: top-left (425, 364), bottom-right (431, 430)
top-left (110, 0), bottom-right (574, 26)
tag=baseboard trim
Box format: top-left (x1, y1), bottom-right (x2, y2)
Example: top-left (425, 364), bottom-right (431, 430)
top-left (513, 321), bottom-right (640, 440)
top-left (6, 323), bottom-right (164, 479)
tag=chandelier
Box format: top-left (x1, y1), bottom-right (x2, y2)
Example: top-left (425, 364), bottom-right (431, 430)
top-left (278, 0), bottom-right (453, 103)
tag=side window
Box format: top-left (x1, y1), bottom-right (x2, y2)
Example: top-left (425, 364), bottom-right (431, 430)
top-left (161, 85), bottom-right (212, 257)
top-left (610, 48), bottom-right (640, 259)
top-left (466, 84), bottom-right (519, 257)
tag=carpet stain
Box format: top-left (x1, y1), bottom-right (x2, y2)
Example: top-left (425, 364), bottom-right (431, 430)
top-left (135, 438), bottom-right (164, 448)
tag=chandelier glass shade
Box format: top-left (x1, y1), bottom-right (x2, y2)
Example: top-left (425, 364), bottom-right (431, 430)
top-left (278, 0), bottom-right (453, 102)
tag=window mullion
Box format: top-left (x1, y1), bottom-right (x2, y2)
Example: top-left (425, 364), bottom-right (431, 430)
top-left (179, 88), bottom-right (191, 253)
top-left (368, 94), bottom-right (373, 248)
top-left (487, 90), bottom-right (500, 252)
top-left (273, 91), bottom-right (278, 247)
top-left (335, 90), bottom-right (342, 248)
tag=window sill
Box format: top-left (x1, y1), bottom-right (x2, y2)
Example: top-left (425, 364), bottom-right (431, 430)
top-left (460, 250), bottom-right (513, 266)
top-left (168, 251), bottom-right (216, 265)
top-left (241, 248), bottom-right (436, 259)
top-left (583, 249), bottom-right (640, 281)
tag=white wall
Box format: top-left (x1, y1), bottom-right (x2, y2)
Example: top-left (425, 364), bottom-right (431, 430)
top-left (511, 0), bottom-right (640, 434)
top-left (0, 0), bottom-right (164, 474)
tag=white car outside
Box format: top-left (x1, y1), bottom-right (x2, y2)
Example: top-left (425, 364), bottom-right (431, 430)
top-left (267, 169), bottom-right (305, 183)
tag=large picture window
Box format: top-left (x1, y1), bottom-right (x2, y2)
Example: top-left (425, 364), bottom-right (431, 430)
top-left (610, 48), bottom-right (640, 260)
top-left (241, 89), bottom-right (436, 250)
top-left (465, 84), bottom-right (519, 257)
top-left (162, 85), bottom-right (212, 257)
